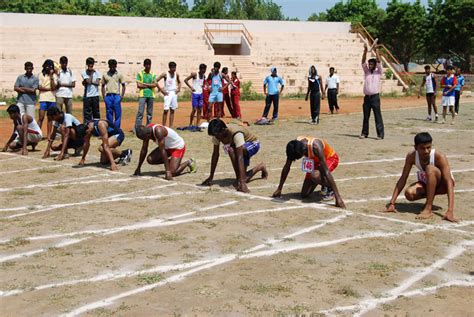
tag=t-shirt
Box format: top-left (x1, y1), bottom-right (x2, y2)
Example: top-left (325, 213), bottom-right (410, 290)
top-left (455, 75), bottom-right (465, 91)
top-left (441, 75), bottom-right (458, 97)
top-left (38, 73), bottom-right (58, 102)
top-left (102, 71), bottom-right (124, 94)
top-left (425, 74), bottom-right (436, 94)
top-left (136, 70), bottom-right (157, 98)
top-left (15, 73), bottom-right (39, 104)
top-left (53, 113), bottom-right (80, 129)
top-left (264, 75), bottom-right (285, 95)
top-left (211, 74), bottom-right (222, 95)
top-left (362, 62), bottom-right (382, 96)
top-left (211, 124), bottom-right (259, 147)
top-left (326, 75), bottom-right (340, 89)
top-left (81, 70), bottom-right (101, 97)
top-left (56, 68), bottom-right (76, 98)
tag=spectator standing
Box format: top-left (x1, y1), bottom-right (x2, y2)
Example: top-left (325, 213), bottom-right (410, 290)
top-left (305, 65), bottom-right (324, 124)
top-left (38, 59), bottom-right (58, 139)
top-left (135, 59), bottom-right (157, 129)
top-left (325, 67), bottom-right (340, 114)
top-left (454, 68), bottom-right (465, 115)
top-left (81, 57), bottom-right (101, 122)
top-left (262, 67), bottom-right (284, 121)
top-left (102, 59), bottom-right (125, 129)
top-left (56, 56), bottom-right (76, 114)
top-left (14, 61), bottom-right (39, 118)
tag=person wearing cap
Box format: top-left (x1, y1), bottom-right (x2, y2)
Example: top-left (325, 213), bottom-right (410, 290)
top-left (262, 67), bottom-right (285, 121)
top-left (81, 57), bottom-right (102, 122)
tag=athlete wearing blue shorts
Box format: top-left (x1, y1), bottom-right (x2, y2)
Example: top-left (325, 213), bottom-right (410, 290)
top-left (79, 119), bottom-right (131, 171)
top-left (184, 63), bottom-right (207, 127)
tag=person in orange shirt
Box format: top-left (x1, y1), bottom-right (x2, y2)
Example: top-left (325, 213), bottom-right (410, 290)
top-left (272, 137), bottom-right (345, 208)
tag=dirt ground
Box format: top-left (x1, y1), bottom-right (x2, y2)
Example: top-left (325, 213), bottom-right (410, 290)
top-left (0, 98), bottom-right (473, 316)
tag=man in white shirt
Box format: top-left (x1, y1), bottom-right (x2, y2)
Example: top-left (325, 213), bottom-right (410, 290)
top-left (325, 67), bottom-right (340, 114)
top-left (56, 56), bottom-right (76, 114)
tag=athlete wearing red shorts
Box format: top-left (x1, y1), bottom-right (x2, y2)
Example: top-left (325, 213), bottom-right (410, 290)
top-left (134, 123), bottom-right (196, 180)
top-left (273, 136), bottom-right (345, 208)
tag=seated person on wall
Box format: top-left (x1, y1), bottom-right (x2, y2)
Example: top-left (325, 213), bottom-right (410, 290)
top-left (202, 119), bottom-right (267, 193)
top-left (3, 104), bottom-right (42, 155)
top-left (133, 124), bottom-right (196, 180)
top-left (385, 132), bottom-right (457, 222)
top-left (79, 120), bottom-right (132, 171)
top-left (272, 137), bottom-right (346, 208)
top-left (43, 107), bottom-right (84, 160)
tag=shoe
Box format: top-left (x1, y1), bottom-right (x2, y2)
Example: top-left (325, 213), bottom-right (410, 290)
top-left (74, 146), bottom-right (83, 156)
top-left (311, 120), bottom-right (317, 125)
top-left (455, 112), bottom-right (458, 116)
top-left (359, 135), bottom-right (367, 139)
top-left (120, 149), bottom-right (132, 165)
top-left (425, 116), bottom-right (432, 121)
top-left (322, 189), bottom-right (335, 201)
top-left (321, 186), bottom-right (328, 196)
top-left (434, 115), bottom-right (439, 122)
top-left (188, 158), bottom-right (197, 173)
top-left (376, 136), bottom-right (384, 140)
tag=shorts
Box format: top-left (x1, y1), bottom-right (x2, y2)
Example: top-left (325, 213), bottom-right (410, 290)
top-left (111, 129), bottom-right (125, 146)
top-left (16, 102), bottom-right (36, 117)
top-left (164, 92), bottom-right (178, 110)
top-left (39, 101), bottom-right (57, 111)
top-left (243, 141), bottom-right (260, 167)
top-left (305, 153), bottom-right (339, 180)
top-left (441, 96), bottom-right (455, 107)
top-left (192, 93), bottom-right (203, 108)
top-left (166, 145), bottom-right (186, 159)
top-left (56, 97), bottom-right (73, 113)
top-left (426, 93), bottom-right (435, 98)
top-left (14, 132), bottom-right (42, 145)
top-left (67, 136), bottom-right (84, 149)
top-left (209, 92), bottom-right (223, 103)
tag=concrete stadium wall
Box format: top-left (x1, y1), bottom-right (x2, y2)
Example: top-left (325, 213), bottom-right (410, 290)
top-left (0, 13), bottom-right (402, 98)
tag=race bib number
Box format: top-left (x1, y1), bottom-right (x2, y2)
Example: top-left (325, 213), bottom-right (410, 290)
top-left (417, 171), bottom-right (427, 184)
top-left (213, 79), bottom-right (219, 85)
top-left (223, 144), bottom-right (232, 154)
top-left (302, 158), bottom-right (314, 173)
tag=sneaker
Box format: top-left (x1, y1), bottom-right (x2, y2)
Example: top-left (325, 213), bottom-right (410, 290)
top-left (321, 186), bottom-right (328, 196)
top-left (125, 149), bottom-right (133, 165)
top-left (426, 116), bottom-right (432, 121)
top-left (359, 135), bottom-right (367, 139)
top-left (188, 158), bottom-right (197, 173)
top-left (434, 115), bottom-right (439, 122)
top-left (322, 189), bottom-right (335, 201)
top-left (311, 120), bottom-right (317, 125)
top-left (455, 112), bottom-right (458, 116)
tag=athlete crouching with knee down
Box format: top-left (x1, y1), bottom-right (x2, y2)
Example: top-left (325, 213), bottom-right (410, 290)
top-left (202, 119), bottom-right (267, 193)
top-left (79, 120), bottom-right (132, 171)
top-left (133, 124), bottom-right (196, 180)
top-left (385, 132), bottom-right (457, 222)
top-left (273, 138), bottom-right (345, 208)
top-left (3, 104), bottom-right (42, 155)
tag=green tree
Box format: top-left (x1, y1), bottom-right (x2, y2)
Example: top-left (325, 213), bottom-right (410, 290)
top-left (307, 12), bottom-right (328, 21)
top-left (425, 0), bottom-right (474, 70)
top-left (380, 0), bottom-right (427, 71)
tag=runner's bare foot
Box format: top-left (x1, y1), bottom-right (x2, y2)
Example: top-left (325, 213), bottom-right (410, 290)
top-left (415, 209), bottom-right (433, 220)
top-left (442, 211), bottom-right (459, 223)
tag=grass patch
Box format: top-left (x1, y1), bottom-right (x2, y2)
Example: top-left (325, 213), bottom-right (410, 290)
top-left (158, 232), bottom-right (183, 242)
top-left (9, 190), bottom-right (34, 196)
top-left (38, 168), bottom-right (58, 174)
top-left (240, 283), bottom-right (292, 296)
top-left (136, 273), bottom-right (164, 285)
top-left (335, 285), bottom-right (360, 298)
top-left (366, 262), bottom-right (392, 277)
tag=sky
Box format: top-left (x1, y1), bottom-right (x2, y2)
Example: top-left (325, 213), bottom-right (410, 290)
top-left (186, 1), bottom-right (430, 21)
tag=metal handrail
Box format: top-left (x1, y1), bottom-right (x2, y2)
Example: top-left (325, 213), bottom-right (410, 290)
top-left (352, 22), bottom-right (414, 88)
top-left (204, 22), bottom-right (252, 46)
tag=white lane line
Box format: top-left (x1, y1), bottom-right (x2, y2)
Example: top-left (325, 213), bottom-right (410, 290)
top-left (345, 188), bottom-right (474, 204)
top-left (0, 238), bottom-right (86, 263)
top-left (320, 240), bottom-right (474, 316)
top-left (1, 213), bottom-right (349, 298)
top-left (1, 204), bottom-right (308, 244)
top-left (198, 200), bottom-right (238, 211)
top-left (249, 168), bottom-right (474, 190)
top-left (0, 165), bottom-right (63, 175)
top-left (0, 183), bottom-right (176, 215)
top-left (61, 226), bottom-right (428, 317)
top-left (0, 173), bottom-right (115, 192)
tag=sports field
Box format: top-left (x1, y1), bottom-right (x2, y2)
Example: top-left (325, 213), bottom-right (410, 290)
top-left (0, 100), bottom-right (473, 316)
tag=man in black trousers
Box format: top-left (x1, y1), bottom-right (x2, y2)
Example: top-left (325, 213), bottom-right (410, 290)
top-left (360, 43), bottom-right (384, 140)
